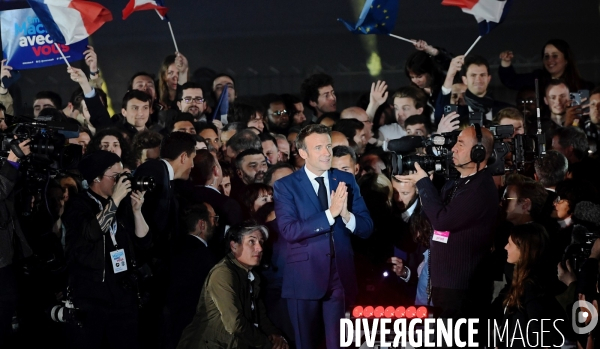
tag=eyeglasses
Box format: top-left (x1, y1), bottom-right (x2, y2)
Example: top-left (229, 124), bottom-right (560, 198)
top-left (103, 174), bottom-right (120, 181)
top-left (210, 215), bottom-right (220, 223)
top-left (270, 110), bottom-right (288, 117)
top-left (182, 97), bottom-right (205, 104)
top-left (502, 196), bottom-right (518, 201)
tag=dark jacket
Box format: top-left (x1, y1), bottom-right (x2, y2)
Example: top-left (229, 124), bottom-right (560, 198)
top-left (0, 160), bottom-right (32, 269)
top-left (177, 253), bottom-right (281, 349)
top-left (497, 278), bottom-right (567, 349)
top-left (62, 190), bottom-right (151, 305)
top-left (416, 169), bottom-right (498, 290)
top-left (164, 234), bottom-right (217, 349)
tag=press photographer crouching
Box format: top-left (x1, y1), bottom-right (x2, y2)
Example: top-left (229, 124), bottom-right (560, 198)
top-left (0, 138), bottom-right (32, 348)
top-left (62, 150), bottom-right (150, 349)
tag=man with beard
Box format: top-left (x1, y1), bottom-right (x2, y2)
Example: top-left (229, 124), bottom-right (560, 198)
top-left (235, 149), bottom-right (268, 185)
top-left (301, 73), bottom-right (337, 121)
top-left (265, 95), bottom-right (290, 134)
top-left (177, 82), bottom-right (206, 121)
top-left (438, 55), bottom-right (511, 124)
top-left (164, 203), bottom-right (218, 349)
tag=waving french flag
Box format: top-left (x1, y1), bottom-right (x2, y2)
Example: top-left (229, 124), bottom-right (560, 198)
top-left (442, 0), bottom-right (513, 35)
top-left (122, 0), bottom-right (169, 20)
top-left (26, 0), bottom-right (112, 45)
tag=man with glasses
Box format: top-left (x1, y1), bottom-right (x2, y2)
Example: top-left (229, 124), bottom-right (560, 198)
top-left (177, 82), bottom-right (206, 121)
top-left (300, 73), bottom-right (337, 121)
top-left (265, 96), bottom-right (290, 134)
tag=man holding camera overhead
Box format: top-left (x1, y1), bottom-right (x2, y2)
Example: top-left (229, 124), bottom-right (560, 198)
top-left (397, 124), bottom-right (498, 319)
top-left (62, 150), bottom-right (150, 349)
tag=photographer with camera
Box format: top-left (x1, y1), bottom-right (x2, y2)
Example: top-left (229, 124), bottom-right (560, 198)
top-left (62, 150), bottom-right (149, 349)
top-left (0, 138), bottom-right (32, 347)
top-left (397, 124), bottom-right (497, 319)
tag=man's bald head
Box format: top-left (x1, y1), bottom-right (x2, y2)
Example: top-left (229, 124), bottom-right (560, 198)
top-left (341, 107), bottom-right (372, 139)
top-left (462, 125), bottom-right (494, 160)
top-left (331, 131), bottom-right (350, 148)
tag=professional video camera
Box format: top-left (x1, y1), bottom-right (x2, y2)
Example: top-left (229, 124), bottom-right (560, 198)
top-left (563, 201), bottom-right (600, 272)
top-left (387, 80), bottom-right (548, 178)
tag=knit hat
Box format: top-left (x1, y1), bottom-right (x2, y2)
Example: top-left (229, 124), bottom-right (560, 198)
top-left (78, 150), bottom-right (121, 183)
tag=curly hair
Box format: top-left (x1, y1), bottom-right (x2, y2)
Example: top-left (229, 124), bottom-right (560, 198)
top-left (86, 128), bottom-right (137, 170)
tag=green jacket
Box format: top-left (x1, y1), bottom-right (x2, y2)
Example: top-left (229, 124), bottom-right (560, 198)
top-left (177, 253), bottom-right (281, 349)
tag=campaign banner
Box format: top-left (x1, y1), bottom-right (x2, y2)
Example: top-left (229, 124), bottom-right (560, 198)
top-left (1, 8), bottom-right (87, 70)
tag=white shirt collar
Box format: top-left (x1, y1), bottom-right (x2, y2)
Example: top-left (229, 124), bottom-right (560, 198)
top-left (203, 185), bottom-right (221, 194)
top-left (401, 199), bottom-right (419, 223)
top-left (546, 187), bottom-right (556, 192)
top-left (303, 166), bottom-right (329, 182)
top-left (161, 159), bottom-right (175, 181)
top-left (190, 234), bottom-right (207, 247)
top-left (558, 217), bottom-right (572, 229)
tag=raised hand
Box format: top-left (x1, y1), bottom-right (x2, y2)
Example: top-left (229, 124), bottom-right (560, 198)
top-left (83, 45), bottom-right (98, 73)
top-left (370, 80), bottom-right (389, 108)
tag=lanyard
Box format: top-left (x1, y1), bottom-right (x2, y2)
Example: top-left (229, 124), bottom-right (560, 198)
top-left (87, 192), bottom-right (118, 248)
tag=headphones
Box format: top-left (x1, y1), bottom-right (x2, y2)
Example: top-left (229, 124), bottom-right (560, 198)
top-left (470, 123), bottom-right (486, 164)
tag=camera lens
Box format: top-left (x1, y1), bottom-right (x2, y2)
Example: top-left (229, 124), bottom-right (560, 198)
top-left (133, 176), bottom-right (156, 192)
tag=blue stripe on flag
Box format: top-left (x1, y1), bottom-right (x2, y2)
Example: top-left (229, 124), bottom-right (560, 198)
top-left (26, 0), bottom-right (66, 43)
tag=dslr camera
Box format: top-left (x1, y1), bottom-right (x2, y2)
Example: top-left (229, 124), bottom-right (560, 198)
top-left (116, 172), bottom-right (156, 192)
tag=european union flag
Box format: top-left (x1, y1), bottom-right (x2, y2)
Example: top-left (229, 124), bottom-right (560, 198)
top-left (338, 0), bottom-right (399, 35)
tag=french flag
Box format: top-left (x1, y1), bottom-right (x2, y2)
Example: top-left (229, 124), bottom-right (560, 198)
top-left (122, 0), bottom-right (169, 20)
top-left (442, 0), bottom-right (513, 35)
top-left (27, 0), bottom-right (112, 45)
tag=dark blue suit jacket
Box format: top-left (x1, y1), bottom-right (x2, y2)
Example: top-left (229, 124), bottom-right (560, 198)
top-left (273, 168), bottom-right (373, 304)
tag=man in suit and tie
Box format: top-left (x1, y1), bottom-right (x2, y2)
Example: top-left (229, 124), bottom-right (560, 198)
top-left (274, 124), bottom-right (373, 349)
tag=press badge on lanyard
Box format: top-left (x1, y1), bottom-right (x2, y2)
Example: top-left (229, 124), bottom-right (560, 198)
top-left (108, 223), bottom-right (127, 274)
top-left (432, 230), bottom-right (450, 243)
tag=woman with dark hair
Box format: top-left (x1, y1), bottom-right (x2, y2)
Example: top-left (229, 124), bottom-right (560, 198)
top-left (241, 183), bottom-right (273, 220)
top-left (499, 39), bottom-right (594, 96)
top-left (228, 101), bottom-right (266, 132)
top-left (86, 128), bottom-right (137, 171)
top-left (158, 53), bottom-right (189, 110)
top-left (405, 51), bottom-right (446, 109)
top-left (499, 223), bottom-right (566, 348)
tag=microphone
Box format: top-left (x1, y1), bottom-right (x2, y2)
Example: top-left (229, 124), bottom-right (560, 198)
top-left (453, 160), bottom-right (472, 167)
top-left (387, 136), bottom-right (424, 153)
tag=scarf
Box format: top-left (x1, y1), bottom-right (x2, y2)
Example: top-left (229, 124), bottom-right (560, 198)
top-left (464, 89), bottom-right (495, 114)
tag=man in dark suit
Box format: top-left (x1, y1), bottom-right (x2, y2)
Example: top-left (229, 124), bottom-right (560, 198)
top-left (274, 124), bottom-right (373, 349)
top-left (164, 203), bottom-right (217, 349)
top-left (133, 131), bottom-right (196, 348)
top-left (135, 131), bottom-right (197, 253)
top-left (188, 149), bottom-right (243, 259)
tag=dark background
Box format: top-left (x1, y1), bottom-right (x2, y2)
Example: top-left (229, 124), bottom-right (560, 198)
top-left (3, 0), bottom-right (600, 113)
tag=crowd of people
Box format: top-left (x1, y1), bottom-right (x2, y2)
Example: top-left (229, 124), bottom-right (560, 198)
top-left (0, 36), bottom-right (599, 349)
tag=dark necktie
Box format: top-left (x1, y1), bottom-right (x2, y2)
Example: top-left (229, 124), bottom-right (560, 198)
top-left (315, 176), bottom-right (335, 258)
top-left (315, 177), bottom-right (328, 211)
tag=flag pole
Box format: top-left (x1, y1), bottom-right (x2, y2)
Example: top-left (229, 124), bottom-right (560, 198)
top-left (155, 9), bottom-right (179, 53)
top-left (388, 34), bottom-right (416, 44)
top-left (54, 43), bottom-right (71, 68)
top-left (464, 36), bottom-right (482, 57)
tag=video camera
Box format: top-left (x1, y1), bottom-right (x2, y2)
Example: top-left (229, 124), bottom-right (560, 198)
top-left (563, 201), bottom-right (600, 272)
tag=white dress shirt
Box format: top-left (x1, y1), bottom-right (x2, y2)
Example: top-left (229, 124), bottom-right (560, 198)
top-left (190, 234), bottom-right (208, 247)
top-left (303, 166), bottom-right (356, 232)
top-left (161, 159), bottom-right (175, 180)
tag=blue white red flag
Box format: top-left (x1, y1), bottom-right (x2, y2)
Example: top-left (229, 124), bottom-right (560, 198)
top-left (122, 0), bottom-right (169, 20)
top-left (441, 0), bottom-right (513, 35)
top-left (26, 0), bottom-right (112, 45)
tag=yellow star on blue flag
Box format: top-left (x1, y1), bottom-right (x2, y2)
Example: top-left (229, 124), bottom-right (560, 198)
top-left (338, 0), bottom-right (399, 35)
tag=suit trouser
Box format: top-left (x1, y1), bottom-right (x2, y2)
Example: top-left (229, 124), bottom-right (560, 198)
top-left (287, 258), bottom-right (345, 349)
top-left (0, 265), bottom-right (17, 348)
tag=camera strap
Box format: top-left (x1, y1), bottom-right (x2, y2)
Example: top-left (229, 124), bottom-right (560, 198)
top-left (86, 192), bottom-right (118, 248)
